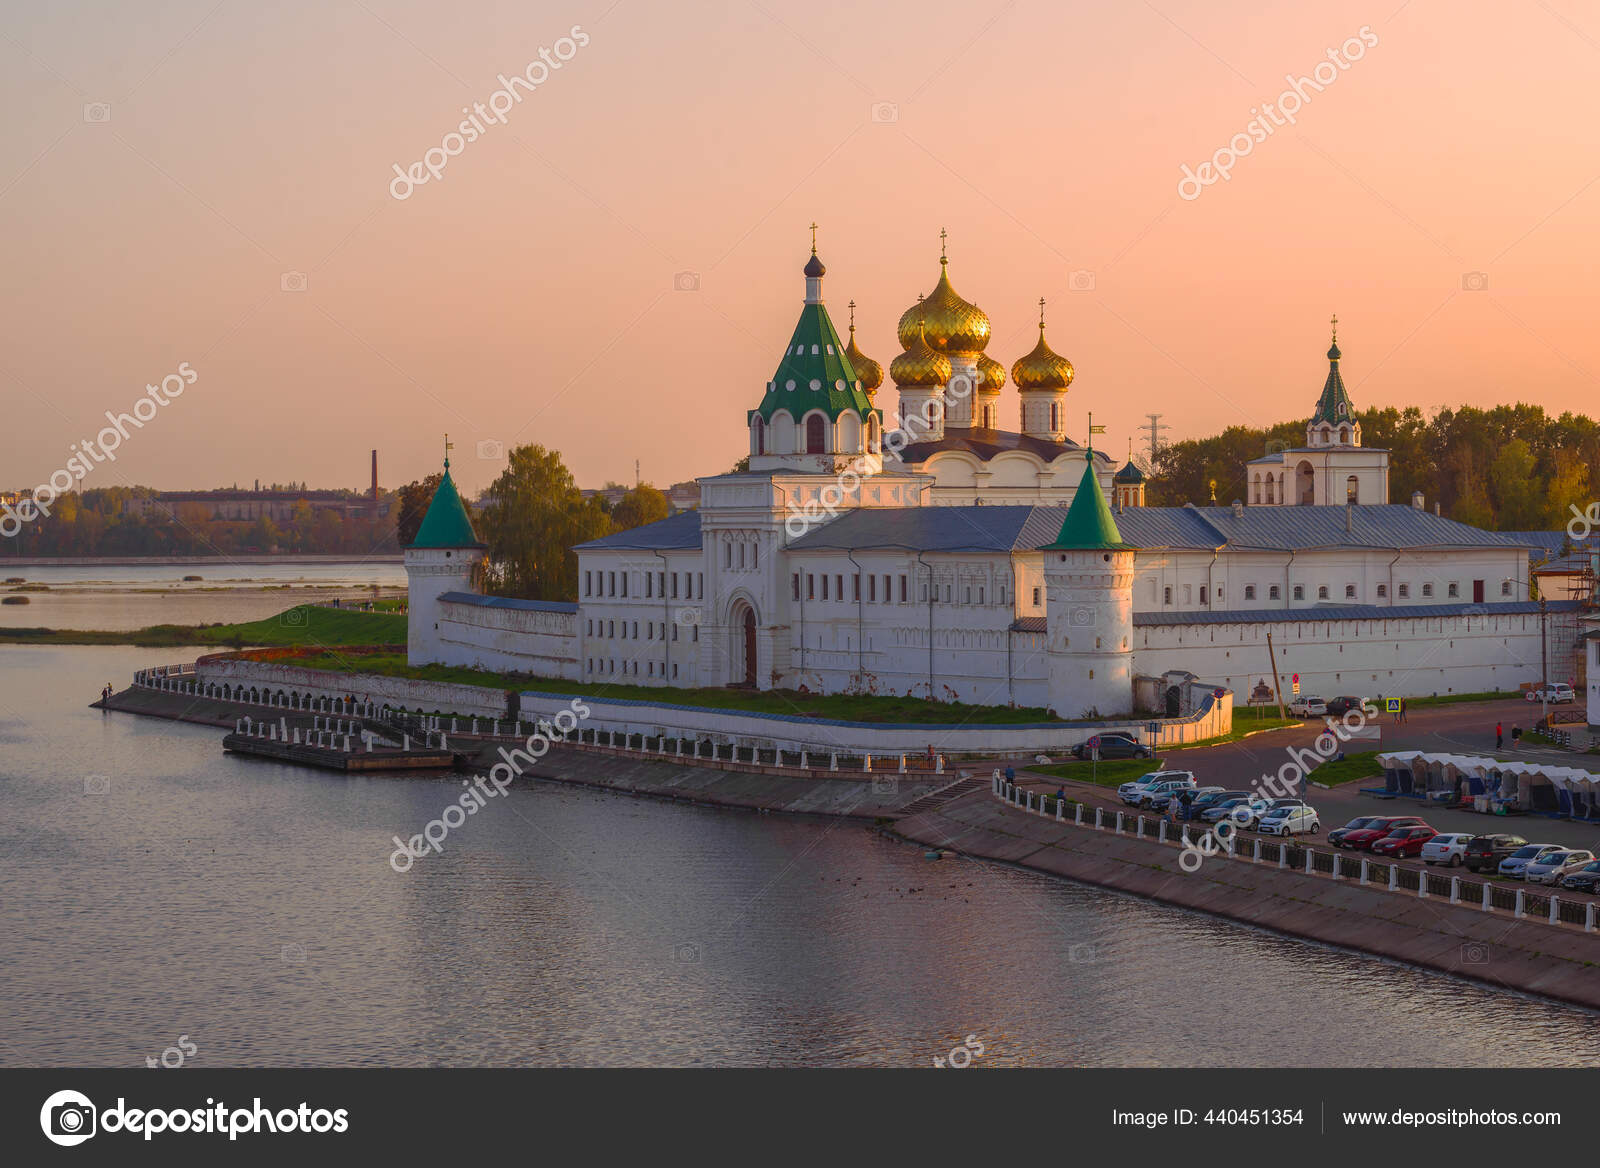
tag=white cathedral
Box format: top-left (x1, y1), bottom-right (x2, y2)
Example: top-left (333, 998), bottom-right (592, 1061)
top-left (405, 237), bottom-right (1560, 719)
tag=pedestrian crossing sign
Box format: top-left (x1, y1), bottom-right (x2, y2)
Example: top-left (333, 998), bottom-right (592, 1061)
top-left (1386, 698), bottom-right (1401, 713)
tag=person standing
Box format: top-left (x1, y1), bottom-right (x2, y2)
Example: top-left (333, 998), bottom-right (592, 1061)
top-left (1495, 722), bottom-right (1504, 750)
top-left (1399, 698), bottom-right (1406, 723)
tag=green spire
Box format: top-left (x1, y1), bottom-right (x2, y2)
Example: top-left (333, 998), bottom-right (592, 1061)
top-left (749, 243), bottom-right (877, 426)
top-left (410, 459), bottom-right (483, 549)
top-left (1310, 314), bottom-right (1355, 427)
top-left (1041, 454), bottom-right (1135, 551)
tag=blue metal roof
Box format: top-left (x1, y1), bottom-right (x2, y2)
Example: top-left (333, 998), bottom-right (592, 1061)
top-left (1501, 530), bottom-right (1575, 562)
top-left (438, 592), bottom-right (578, 614)
top-left (1135, 599), bottom-right (1581, 627)
top-left (787, 506), bottom-right (1058, 553)
top-left (574, 509), bottom-right (703, 551)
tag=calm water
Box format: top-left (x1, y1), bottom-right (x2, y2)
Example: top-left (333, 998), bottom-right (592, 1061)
top-left (4, 644), bottom-right (1598, 1068)
top-left (0, 560), bottom-right (405, 630)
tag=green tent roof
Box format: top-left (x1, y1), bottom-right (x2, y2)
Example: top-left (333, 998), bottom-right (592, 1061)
top-left (410, 466), bottom-right (484, 548)
top-left (1040, 457), bottom-right (1136, 550)
top-left (750, 300), bottom-right (879, 425)
top-left (1310, 338), bottom-right (1355, 428)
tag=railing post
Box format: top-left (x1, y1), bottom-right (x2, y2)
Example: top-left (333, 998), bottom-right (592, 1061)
top-left (1057, 800), bottom-right (1065, 822)
top-left (1359, 858), bottom-right (1369, 885)
top-left (1115, 811), bottom-right (1124, 834)
top-left (1450, 877), bottom-right (1461, 903)
top-left (1136, 816), bottom-right (1144, 838)
top-left (1418, 873), bottom-right (1428, 899)
top-left (1549, 896), bottom-right (1559, 926)
top-left (1075, 803), bottom-right (1083, 826)
top-left (1278, 845), bottom-right (1287, 869)
top-left (1388, 864), bottom-right (1398, 891)
top-left (1305, 850), bottom-right (1314, 875)
top-left (1587, 903), bottom-right (1596, 933)
top-left (1331, 853), bottom-right (1339, 879)
top-left (1514, 889), bottom-right (1526, 919)
top-left (1482, 882), bottom-right (1493, 912)
top-left (1094, 807), bottom-right (1103, 830)
top-left (1180, 824), bottom-right (1190, 847)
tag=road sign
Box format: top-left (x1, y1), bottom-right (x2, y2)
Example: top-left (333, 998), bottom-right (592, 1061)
top-left (1291, 679), bottom-right (1300, 696)
top-left (1386, 698), bottom-right (1401, 714)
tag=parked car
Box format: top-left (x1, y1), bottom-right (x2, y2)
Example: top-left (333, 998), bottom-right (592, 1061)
top-left (1498, 844), bottom-right (1565, 880)
top-left (1371, 826), bottom-right (1439, 858)
top-left (1148, 783), bottom-right (1219, 813)
top-left (1288, 696), bottom-right (1327, 717)
top-left (1463, 834), bottom-right (1527, 873)
top-left (1133, 776), bottom-right (1200, 809)
top-left (1202, 795), bottom-right (1271, 829)
top-left (1258, 805), bottom-right (1321, 836)
top-left (1525, 849), bottom-right (1596, 885)
top-left (1338, 816), bottom-right (1427, 852)
top-left (1328, 816), bottom-right (1383, 848)
top-left (1117, 770), bottom-right (1193, 805)
top-left (1325, 696), bottom-right (1366, 716)
top-left (1526, 683), bottom-right (1576, 704)
top-left (1181, 788), bottom-right (1248, 821)
top-left (1421, 833), bottom-right (1474, 867)
top-left (1558, 860), bottom-right (1600, 893)
top-left (1074, 733), bottom-right (1152, 760)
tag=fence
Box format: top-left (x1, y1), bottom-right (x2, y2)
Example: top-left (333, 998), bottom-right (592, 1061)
top-left (989, 774), bottom-right (1598, 933)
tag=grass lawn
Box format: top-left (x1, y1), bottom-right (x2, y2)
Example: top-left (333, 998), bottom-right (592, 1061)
top-left (1306, 750), bottom-right (1383, 787)
top-left (0, 605), bottom-right (406, 648)
top-left (279, 650), bottom-right (1068, 725)
top-left (1401, 691), bottom-right (1527, 708)
top-left (1027, 757), bottom-right (1169, 788)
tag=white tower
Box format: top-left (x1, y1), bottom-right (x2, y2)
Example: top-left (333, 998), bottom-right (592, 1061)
top-left (1042, 454), bottom-right (1135, 719)
top-left (404, 450), bottom-right (486, 666)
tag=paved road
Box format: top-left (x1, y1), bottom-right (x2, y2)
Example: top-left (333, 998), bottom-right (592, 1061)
top-left (1014, 696), bottom-right (1600, 898)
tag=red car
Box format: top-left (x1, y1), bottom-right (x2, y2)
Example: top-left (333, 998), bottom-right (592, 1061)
top-left (1338, 816), bottom-right (1426, 851)
top-left (1370, 825), bottom-right (1438, 858)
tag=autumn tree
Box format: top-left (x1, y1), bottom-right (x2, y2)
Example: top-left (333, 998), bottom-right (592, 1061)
top-left (610, 484), bottom-right (669, 531)
top-left (395, 472), bottom-right (442, 547)
top-left (476, 444), bottom-right (611, 601)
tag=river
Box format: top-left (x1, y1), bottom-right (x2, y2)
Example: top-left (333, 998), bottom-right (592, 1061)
top-left (3, 644), bottom-right (1597, 1067)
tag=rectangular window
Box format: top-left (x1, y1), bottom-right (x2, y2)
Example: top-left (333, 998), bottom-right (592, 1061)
top-left (836, 574), bottom-right (843, 600)
top-left (607, 571), bottom-right (615, 596)
top-left (621, 573), bottom-right (628, 598)
top-left (658, 571), bottom-right (665, 596)
top-left (1164, 586), bottom-right (1172, 605)
top-left (697, 573), bottom-right (703, 598)
top-left (899, 575), bottom-right (907, 603)
top-left (792, 573), bottom-right (801, 601)
top-left (584, 571), bottom-right (591, 597)
top-left (868, 575), bottom-right (876, 602)
top-left (1033, 587), bottom-right (1041, 606)
top-left (646, 573), bottom-right (653, 599)
top-left (943, 584), bottom-right (952, 603)
top-left (1398, 583), bottom-right (1409, 598)
top-left (964, 586), bottom-right (971, 604)
top-left (807, 574), bottom-right (815, 600)
top-left (1199, 586), bottom-right (1208, 605)
top-left (1269, 585), bottom-right (1279, 600)
top-left (821, 575), bottom-right (829, 601)
top-left (1244, 585), bottom-right (1255, 600)
top-left (673, 664), bottom-right (679, 679)
top-left (978, 586), bottom-right (985, 605)
top-left (671, 573), bottom-right (679, 599)
top-left (632, 621), bottom-right (638, 638)
top-left (853, 574), bottom-right (860, 601)
top-left (752, 543), bottom-right (758, 569)
top-left (587, 619), bottom-right (592, 635)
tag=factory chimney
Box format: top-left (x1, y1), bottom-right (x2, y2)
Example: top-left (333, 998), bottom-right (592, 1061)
top-left (370, 450), bottom-right (378, 500)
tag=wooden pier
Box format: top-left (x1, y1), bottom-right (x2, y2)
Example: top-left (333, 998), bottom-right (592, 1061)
top-left (221, 732), bottom-right (457, 772)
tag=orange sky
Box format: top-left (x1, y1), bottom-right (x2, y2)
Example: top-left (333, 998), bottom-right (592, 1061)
top-left (3, 0), bottom-right (1597, 497)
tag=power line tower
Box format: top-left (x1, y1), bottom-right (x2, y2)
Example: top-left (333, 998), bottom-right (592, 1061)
top-left (1143, 413), bottom-right (1170, 467)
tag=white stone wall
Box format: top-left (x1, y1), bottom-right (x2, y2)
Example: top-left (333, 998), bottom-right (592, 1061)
top-left (577, 548), bottom-right (704, 687)
top-left (436, 599), bottom-right (579, 678)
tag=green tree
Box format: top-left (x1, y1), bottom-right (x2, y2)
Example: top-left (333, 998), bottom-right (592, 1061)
top-left (395, 472), bottom-right (442, 547)
top-left (610, 484), bottom-right (669, 531)
top-left (478, 445), bottom-right (611, 601)
top-left (1489, 439), bottom-right (1544, 530)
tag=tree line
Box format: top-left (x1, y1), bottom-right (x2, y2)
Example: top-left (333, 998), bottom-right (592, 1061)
top-left (396, 444), bottom-right (670, 602)
top-left (1149, 403), bottom-right (1597, 531)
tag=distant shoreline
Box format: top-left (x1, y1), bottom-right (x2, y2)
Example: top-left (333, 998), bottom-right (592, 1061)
top-left (0, 554), bottom-right (404, 566)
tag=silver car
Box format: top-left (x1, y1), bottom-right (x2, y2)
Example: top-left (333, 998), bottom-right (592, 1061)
top-left (1498, 844), bottom-right (1564, 879)
top-left (1525, 849), bottom-right (1596, 885)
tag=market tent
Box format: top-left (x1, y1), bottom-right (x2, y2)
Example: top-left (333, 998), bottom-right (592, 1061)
top-left (1375, 751), bottom-right (1419, 794)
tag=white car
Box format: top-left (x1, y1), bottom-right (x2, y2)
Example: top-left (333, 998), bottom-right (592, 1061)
top-left (1117, 770), bottom-right (1194, 806)
top-left (1288, 696), bottom-right (1327, 717)
top-left (1526, 683), bottom-right (1576, 704)
top-left (1257, 805), bottom-right (1321, 836)
top-left (1132, 776), bottom-right (1199, 809)
top-left (1525, 849), bottom-right (1595, 885)
top-left (1421, 833), bottom-right (1474, 867)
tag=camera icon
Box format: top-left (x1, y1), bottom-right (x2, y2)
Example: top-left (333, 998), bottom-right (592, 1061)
top-left (279, 607), bottom-right (308, 627)
top-left (673, 270), bottom-right (700, 292)
top-left (476, 438), bottom-right (504, 460)
top-left (83, 102), bottom-right (111, 123)
top-left (674, 607), bottom-right (701, 626)
top-left (41, 1090), bottom-right (97, 1146)
top-left (872, 776), bottom-right (899, 795)
top-left (1264, 439), bottom-right (1288, 456)
top-left (673, 941), bottom-right (701, 964)
top-left (1461, 271), bottom-right (1489, 292)
top-left (1460, 941), bottom-right (1490, 965)
top-left (83, 774), bottom-right (110, 796)
top-left (1068, 942), bottom-right (1097, 964)
top-left (280, 271), bottom-right (308, 293)
top-left (281, 942), bottom-right (307, 964)
top-left (870, 101), bottom-right (899, 124)
top-left (1069, 269), bottom-right (1096, 292)
top-left (1069, 605), bottom-right (1094, 627)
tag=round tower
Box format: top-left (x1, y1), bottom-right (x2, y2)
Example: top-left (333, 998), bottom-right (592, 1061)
top-left (405, 447), bottom-right (486, 666)
top-left (1041, 453), bottom-right (1136, 720)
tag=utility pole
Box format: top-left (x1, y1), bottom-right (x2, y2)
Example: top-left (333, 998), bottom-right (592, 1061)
top-left (635, 459), bottom-right (641, 489)
top-left (1143, 413), bottom-right (1170, 466)
top-left (1540, 596), bottom-right (1549, 724)
top-left (1266, 631), bottom-right (1287, 722)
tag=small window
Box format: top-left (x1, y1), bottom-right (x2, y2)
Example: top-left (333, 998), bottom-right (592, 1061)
top-left (1447, 582), bottom-right (1459, 598)
top-left (868, 575), bottom-right (876, 602)
top-left (899, 576), bottom-right (907, 603)
top-left (1163, 586), bottom-right (1172, 605)
top-left (1268, 585), bottom-right (1280, 600)
top-left (1033, 587), bottom-right (1042, 606)
top-left (1344, 584), bottom-right (1356, 599)
top-left (1199, 586), bottom-right (1208, 605)
top-left (1317, 586), bottom-right (1329, 600)
top-left (807, 574), bottom-right (814, 600)
top-left (1244, 585), bottom-right (1255, 600)
top-left (792, 574), bottom-right (800, 601)
top-left (821, 575), bottom-right (829, 601)
top-left (1501, 581), bottom-right (1512, 596)
top-left (964, 586), bottom-right (971, 604)
top-left (978, 586), bottom-right (985, 605)
top-left (1421, 583), bottom-right (1433, 597)
top-left (1376, 584), bottom-right (1387, 598)
top-left (1398, 583), bottom-right (1410, 598)
top-left (1293, 585), bottom-right (1304, 600)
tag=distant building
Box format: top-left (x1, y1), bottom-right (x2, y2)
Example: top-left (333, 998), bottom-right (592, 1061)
top-left (128, 489), bottom-right (388, 523)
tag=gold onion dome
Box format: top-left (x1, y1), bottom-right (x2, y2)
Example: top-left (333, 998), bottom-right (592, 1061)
top-left (890, 317), bottom-right (952, 388)
top-left (1011, 300), bottom-right (1075, 392)
top-left (896, 234), bottom-right (991, 355)
top-left (843, 301), bottom-right (883, 396)
top-left (977, 354), bottom-right (1005, 393)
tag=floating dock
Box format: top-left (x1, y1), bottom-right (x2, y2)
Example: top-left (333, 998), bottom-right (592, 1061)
top-left (221, 732), bottom-right (457, 772)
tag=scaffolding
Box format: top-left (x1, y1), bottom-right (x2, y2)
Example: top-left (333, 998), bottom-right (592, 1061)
top-left (1539, 538), bottom-right (1598, 690)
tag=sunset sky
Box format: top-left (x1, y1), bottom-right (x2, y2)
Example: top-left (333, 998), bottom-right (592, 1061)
top-left (3, 0), bottom-right (1597, 497)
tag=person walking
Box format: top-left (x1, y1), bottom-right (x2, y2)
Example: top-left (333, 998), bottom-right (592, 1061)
top-left (1512, 724), bottom-right (1522, 747)
top-left (1399, 698), bottom-right (1406, 723)
top-left (1495, 722), bottom-right (1504, 750)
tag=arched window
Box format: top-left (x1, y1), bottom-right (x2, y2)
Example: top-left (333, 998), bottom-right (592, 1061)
top-left (1339, 426), bottom-right (1350, 444)
top-left (1252, 473), bottom-right (1261, 504)
top-left (1265, 475), bottom-right (1275, 504)
top-left (1318, 585), bottom-right (1329, 599)
top-left (805, 414), bottom-right (826, 454)
top-left (1049, 402), bottom-right (1059, 432)
top-left (752, 416), bottom-right (764, 455)
top-left (1346, 475), bottom-right (1359, 503)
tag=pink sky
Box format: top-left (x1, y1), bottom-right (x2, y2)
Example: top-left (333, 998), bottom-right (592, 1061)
top-left (3, 0), bottom-right (1597, 497)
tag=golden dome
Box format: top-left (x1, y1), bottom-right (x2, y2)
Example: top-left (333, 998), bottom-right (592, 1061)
top-left (896, 235), bottom-right (991, 355)
top-left (977, 354), bottom-right (1005, 394)
top-left (890, 318), bottom-right (952, 388)
top-left (1011, 300), bottom-right (1075, 392)
top-left (843, 301), bottom-right (883, 396)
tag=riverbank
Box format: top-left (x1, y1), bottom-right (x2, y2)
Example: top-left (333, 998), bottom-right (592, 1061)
top-left (0, 554), bottom-right (403, 566)
top-left (890, 787), bottom-right (1600, 1012)
top-left (0, 604), bottom-right (405, 647)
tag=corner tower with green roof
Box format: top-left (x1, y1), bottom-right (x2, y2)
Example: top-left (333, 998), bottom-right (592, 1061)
top-left (747, 233), bottom-right (883, 475)
top-left (404, 449), bottom-right (487, 666)
top-left (1040, 450), bottom-right (1137, 719)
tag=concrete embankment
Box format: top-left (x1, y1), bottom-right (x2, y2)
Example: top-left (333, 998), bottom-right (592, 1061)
top-left (893, 790), bottom-right (1600, 1011)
